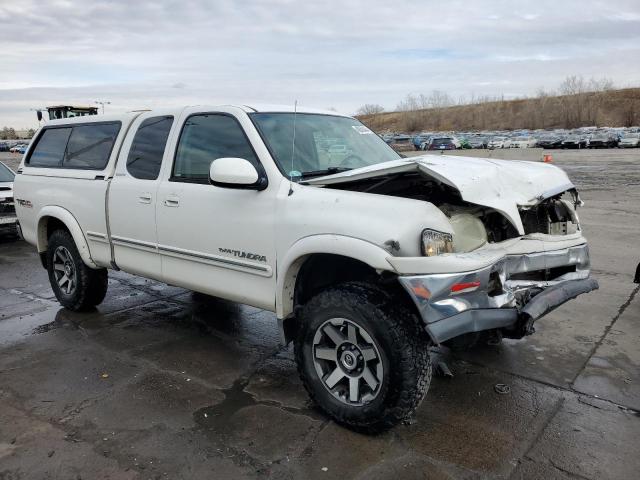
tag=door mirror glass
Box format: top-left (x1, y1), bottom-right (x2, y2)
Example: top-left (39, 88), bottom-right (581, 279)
top-left (209, 157), bottom-right (261, 188)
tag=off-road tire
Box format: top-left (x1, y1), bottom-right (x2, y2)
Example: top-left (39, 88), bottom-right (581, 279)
top-left (46, 229), bottom-right (108, 311)
top-left (295, 282), bottom-right (432, 432)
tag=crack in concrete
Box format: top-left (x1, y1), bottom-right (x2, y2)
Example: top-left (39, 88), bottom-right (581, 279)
top-left (571, 283), bottom-right (640, 386)
top-left (548, 457), bottom-right (592, 480)
top-left (508, 397), bottom-right (565, 480)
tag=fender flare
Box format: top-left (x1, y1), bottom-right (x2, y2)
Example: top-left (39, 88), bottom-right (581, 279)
top-left (36, 206), bottom-right (98, 268)
top-left (276, 234), bottom-right (394, 319)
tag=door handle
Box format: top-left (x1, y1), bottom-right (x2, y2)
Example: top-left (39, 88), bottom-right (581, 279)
top-left (164, 195), bottom-right (180, 207)
top-left (138, 193), bottom-right (152, 204)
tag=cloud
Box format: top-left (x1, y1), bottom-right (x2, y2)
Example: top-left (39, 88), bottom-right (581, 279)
top-left (0, 0), bottom-right (639, 126)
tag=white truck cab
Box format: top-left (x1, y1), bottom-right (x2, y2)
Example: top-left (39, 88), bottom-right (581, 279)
top-left (14, 104), bottom-right (597, 431)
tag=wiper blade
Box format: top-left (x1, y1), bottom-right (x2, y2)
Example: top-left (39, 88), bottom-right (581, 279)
top-left (299, 167), bottom-right (352, 178)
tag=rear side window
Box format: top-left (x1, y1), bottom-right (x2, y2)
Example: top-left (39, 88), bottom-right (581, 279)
top-left (64, 123), bottom-right (121, 169)
top-left (126, 116), bottom-right (174, 180)
top-left (28, 128), bottom-right (72, 167)
top-left (173, 114), bottom-right (259, 182)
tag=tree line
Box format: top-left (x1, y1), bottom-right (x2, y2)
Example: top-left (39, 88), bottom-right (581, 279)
top-left (357, 76), bottom-right (639, 132)
top-left (0, 127), bottom-right (36, 140)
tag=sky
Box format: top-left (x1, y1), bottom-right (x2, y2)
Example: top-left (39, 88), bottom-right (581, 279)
top-left (1, 0), bottom-right (639, 127)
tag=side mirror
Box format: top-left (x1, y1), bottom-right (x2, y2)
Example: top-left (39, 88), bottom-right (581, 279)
top-left (36, 110), bottom-right (43, 122)
top-left (209, 157), bottom-right (267, 190)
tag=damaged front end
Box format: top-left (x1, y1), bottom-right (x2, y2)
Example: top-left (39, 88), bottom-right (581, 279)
top-left (397, 244), bottom-right (598, 343)
top-left (307, 154), bottom-right (599, 344)
top-left (395, 182), bottom-right (598, 344)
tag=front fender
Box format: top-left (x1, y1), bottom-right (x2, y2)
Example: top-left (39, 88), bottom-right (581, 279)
top-left (276, 234), bottom-right (394, 319)
top-left (36, 206), bottom-right (98, 268)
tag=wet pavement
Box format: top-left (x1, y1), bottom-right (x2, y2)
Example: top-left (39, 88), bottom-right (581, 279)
top-left (1, 149), bottom-right (639, 479)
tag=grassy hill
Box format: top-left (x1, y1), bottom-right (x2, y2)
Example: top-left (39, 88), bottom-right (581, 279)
top-left (358, 88), bottom-right (640, 133)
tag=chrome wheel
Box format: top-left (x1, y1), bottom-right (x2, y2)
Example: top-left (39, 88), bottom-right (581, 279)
top-left (52, 246), bottom-right (76, 295)
top-left (312, 318), bottom-right (384, 406)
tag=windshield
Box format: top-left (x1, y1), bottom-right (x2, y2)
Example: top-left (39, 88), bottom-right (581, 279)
top-left (0, 162), bottom-right (15, 182)
top-left (431, 138), bottom-right (453, 145)
top-left (623, 134), bottom-right (640, 139)
top-left (250, 113), bottom-right (399, 178)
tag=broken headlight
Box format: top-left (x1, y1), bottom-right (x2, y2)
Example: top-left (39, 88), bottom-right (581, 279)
top-left (421, 229), bottom-right (453, 257)
top-left (449, 213), bottom-right (488, 252)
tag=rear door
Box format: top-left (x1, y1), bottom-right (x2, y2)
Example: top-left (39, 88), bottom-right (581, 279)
top-left (108, 112), bottom-right (177, 280)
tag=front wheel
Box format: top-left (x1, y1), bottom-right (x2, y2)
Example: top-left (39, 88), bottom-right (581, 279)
top-left (47, 229), bottom-right (108, 311)
top-left (295, 282), bottom-right (432, 432)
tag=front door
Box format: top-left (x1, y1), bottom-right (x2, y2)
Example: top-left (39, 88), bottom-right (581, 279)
top-left (155, 109), bottom-right (277, 310)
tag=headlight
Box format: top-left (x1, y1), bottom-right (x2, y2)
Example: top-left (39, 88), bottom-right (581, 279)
top-left (449, 213), bottom-right (487, 252)
top-left (421, 229), bottom-right (453, 257)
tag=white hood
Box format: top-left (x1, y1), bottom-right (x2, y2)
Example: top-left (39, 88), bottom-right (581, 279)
top-left (305, 154), bottom-right (576, 234)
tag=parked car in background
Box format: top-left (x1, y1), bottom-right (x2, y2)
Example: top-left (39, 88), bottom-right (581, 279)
top-left (618, 133), bottom-right (640, 148)
top-left (9, 144), bottom-right (26, 153)
top-left (0, 161), bottom-right (19, 237)
top-left (589, 132), bottom-right (618, 148)
top-left (413, 134), bottom-right (431, 151)
top-left (561, 134), bottom-right (588, 149)
top-left (505, 136), bottom-right (536, 148)
top-left (426, 136), bottom-right (457, 150)
top-left (537, 135), bottom-right (564, 149)
top-left (458, 137), bottom-right (472, 149)
top-left (0, 143), bottom-right (10, 152)
top-left (467, 136), bottom-right (488, 149)
top-left (487, 136), bottom-right (507, 149)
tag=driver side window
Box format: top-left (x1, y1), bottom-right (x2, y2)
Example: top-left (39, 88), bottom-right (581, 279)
top-left (172, 113), bottom-right (259, 183)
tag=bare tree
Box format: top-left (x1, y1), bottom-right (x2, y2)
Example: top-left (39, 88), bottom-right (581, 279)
top-left (356, 104), bottom-right (385, 116)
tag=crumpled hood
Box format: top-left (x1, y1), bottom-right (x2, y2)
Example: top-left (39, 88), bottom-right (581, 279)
top-left (305, 154), bottom-right (576, 234)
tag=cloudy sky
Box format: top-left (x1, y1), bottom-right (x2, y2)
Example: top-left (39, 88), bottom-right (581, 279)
top-left (1, 0), bottom-right (639, 127)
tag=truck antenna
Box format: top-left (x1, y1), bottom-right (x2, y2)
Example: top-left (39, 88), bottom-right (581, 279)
top-left (288, 100), bottom-right (298, 196)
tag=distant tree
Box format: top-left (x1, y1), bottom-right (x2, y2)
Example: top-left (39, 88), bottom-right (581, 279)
top-left (26, 128), bottom-right (36, 138)
top-left (0, 127), bottom-right (17, 140)
top-left (356, 104), bottom-right (385, 116)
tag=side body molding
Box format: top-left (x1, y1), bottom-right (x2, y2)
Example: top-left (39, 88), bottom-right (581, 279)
top-left (36, 206), bottom-right (98, 268)
top-left (276, 234), bottom-right (394, 319)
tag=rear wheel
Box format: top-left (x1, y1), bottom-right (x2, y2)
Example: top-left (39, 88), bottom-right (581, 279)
top-left (295, 282), bottom-right (432, 432)
top-left (47, 229), bottom-right (108, 311)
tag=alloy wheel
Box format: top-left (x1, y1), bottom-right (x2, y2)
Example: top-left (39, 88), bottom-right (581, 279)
top-left (52, 246), bottom-right (77, 295)
top-left (312, 318), bottom-right (384, 406)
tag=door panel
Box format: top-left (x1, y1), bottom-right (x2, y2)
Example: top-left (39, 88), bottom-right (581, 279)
top-left (155, 110), bottom-right (277, 310)
top-left (108, 113), bottom-right (175, 280)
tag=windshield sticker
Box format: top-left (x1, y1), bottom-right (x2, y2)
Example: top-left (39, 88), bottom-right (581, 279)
top-left (352, 125), bottom-right (374, 135)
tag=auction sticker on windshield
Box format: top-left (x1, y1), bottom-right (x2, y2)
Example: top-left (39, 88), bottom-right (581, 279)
top-left (352, 125), bottom-right (374, 134)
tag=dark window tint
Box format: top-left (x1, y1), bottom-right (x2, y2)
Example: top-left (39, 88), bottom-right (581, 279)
top-left (173, 114), bottom-right (258, 181)
top-left (63, 123), bottom-right (120, 169)
top-left (127, 116), bottom-right (173, 180)
top-left (28, 128), bottom-right (71, 167)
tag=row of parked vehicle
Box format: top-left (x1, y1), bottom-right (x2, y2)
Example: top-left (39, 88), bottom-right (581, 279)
top-left (0, 141), bottom-right (29, 154)
top-left (381, 127), bottom-right (640, 151)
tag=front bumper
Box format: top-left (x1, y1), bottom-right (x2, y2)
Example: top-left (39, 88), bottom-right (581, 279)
top-left (398, 243), bottom-right (598, 343)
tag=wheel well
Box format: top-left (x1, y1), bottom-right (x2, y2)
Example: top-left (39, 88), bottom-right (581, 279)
top-left (293, 254), bottom-right (378, 311)
top-left (279, 253), bottom-right (424, 346)
top-left (37, 216), bottom-right (70, 269)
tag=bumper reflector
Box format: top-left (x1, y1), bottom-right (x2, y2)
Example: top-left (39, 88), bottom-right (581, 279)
top-left (450, 281), bottom-right (481, 294)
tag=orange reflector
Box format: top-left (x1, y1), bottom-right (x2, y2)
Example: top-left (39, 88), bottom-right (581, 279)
top-left (411, 284), bottom-right (432, 300)
top-left (543, 154), bottom-right (553, 163)
top-left (451, 281), bottom-right (481, 293)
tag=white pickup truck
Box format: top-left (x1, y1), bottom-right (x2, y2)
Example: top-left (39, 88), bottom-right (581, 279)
top-left (14, 105), bottom-right (597, 431)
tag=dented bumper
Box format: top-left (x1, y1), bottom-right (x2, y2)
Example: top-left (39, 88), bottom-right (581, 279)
top-left (398, 243), bottom-right (598, 344)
